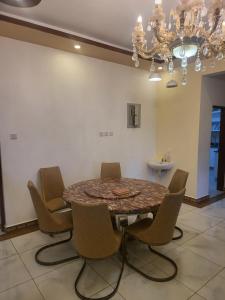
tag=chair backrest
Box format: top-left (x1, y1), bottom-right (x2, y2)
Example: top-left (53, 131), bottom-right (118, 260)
top-left (27, 181), bottom-right (58, 233)
top-left (144, 189), bottom-right (185, 245)
top-left (100, 162), bottom-right (121, 180)
top-left (39, 166), bottom-right (65, 202)
top-left (168, 169), bottom-right (189, 193)
top-left (72, 202), bottom-right (119, 259)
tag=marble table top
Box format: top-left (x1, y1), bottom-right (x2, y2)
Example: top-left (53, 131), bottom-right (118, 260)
top-left (63, 178), bottom-right (168, 215)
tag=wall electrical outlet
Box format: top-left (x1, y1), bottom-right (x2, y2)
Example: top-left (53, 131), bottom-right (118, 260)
top-left (99, 131), bottom-right (114, 137)
top-left (9, 133), bottom-right (18, 140)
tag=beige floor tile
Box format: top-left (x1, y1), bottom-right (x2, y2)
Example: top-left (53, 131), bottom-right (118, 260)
top-left (218, 268), bottom-right (225, 278)
top-left (92, 286), bottom-right (125, 299)
top-left (35, 260), bottom-right (109, 299)
top-left (0, 280), bottom-right (43, 300)
top-left (179, 211), bottom-right (222, 232)
top-left (197, 206), bottom-right (225, 219)
top-left (172, 223), bottom-right (200, 246)
top-left (20, 248), bottom-right (59, 279)
top-left (184, 234), bottom-right (225, 266)
top-left (0, 240), bottom-right (17, 260)
top-left (189, 294), bottom-right (206, 300)
top-left (119, 265), bottom-right (193, 300)
top-left (11, 231), bottom-right (64, 254)
top-left (208, 199), bottom-right (225, 209)
top-left (198, 275), bottom-right (225, 300)
top-left (153, 247), bottom-right (222, 291)
top-left (0, 255), bottom-right (31, 293)
top-left (206, 224), bottom-right (225, 242)
top-left (179, 204), bottom-right (197, 215)
top-left (20, 240), bottom-right (78, 278)
top-left (89, 257), bottom-right (131, 285)
top-left (126, 240), bottom-right (159, 262)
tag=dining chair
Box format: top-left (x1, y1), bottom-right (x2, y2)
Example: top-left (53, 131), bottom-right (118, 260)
top-left (71, 202), bottom-right (124, 300)
top-left (125, 188), bottom-right (185, 282)
top-left (151, 169), bottom-right (189, 240)
top-left (100, 162), bottom-right (121, 180)
top-left (100, 162), bottom-right (122, 230)
top-left (39, 166), bottom-right (67, 212)
top-left (169, 169), bottom-right (189, 239)
top-left (27, 181), bottom-right (79, 266)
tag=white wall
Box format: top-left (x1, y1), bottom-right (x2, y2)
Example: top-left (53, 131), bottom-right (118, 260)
top-left (0, 37), bottom-right (157, 227)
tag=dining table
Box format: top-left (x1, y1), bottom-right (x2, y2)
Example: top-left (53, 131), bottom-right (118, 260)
top-left (63, 178), bottom-right (168, 215)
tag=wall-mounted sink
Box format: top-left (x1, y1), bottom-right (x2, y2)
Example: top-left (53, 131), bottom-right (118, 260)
top-left (147, 161), bottom-right (174, 171)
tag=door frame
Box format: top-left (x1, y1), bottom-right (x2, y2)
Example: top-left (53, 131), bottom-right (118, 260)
top-left (213, 105), bottom-right (225, 191)
top-left (0, 145), bottom-right (6, 231)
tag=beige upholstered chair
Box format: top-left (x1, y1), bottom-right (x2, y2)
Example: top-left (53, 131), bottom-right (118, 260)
top-left (168, 169), bottom-right (189, 193)
top-left (39, 166), bottom-right (67, 212)
top-left (100, 162), bottom-right (122, 229)
top-left (169, 169), bottom-right (189, 240)
top-left (125, 188), bottom-right (185, 282)
top-left (151, 169), bottom-right (189, 240)
top-left (72, 202), bottom-right (124, 300)
top-left (100, 162), bottom-right (121, 180)
top-left (27, 181), bottom-right (79, 266)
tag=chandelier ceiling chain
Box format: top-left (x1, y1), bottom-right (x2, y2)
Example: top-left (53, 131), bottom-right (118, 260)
top-left (132, 0), bottom-right (225, 85)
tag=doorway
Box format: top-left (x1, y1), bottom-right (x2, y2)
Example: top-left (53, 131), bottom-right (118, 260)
top-left (209, 106), bottom-right (225, 196)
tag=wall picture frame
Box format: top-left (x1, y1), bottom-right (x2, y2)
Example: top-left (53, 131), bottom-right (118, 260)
top-left (127, 103), bottom-right (141, 128)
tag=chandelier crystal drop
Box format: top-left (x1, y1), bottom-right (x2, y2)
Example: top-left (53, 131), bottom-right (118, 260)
top-left (132, 0), bottom-right (225, 85)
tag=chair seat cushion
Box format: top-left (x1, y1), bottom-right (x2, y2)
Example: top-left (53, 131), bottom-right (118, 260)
top-left (46, 197), bottom-right (66, 212)
top-left (53, 210), bottom-right (73, 232)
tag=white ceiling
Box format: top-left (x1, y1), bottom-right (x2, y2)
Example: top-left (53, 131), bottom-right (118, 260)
top-left (0, 0), bottom-right (177, 50)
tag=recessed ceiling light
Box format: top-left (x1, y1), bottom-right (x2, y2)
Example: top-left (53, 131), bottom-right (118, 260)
top-left (74, 44), bottom-right (81, 50)
top-left (158, 66), bottom-right (163, 70)
top-left (0, 0), bottom-right (42, 7)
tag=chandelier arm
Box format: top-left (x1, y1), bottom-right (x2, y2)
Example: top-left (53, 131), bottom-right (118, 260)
top-left (153, 21), bottom-right (165, 44)
top-left (136, 45), bottom-right (158, 59)
top-left (179, 10), bottom-right (185, 32)
top-left (209, 8), bottom-right (221, 36)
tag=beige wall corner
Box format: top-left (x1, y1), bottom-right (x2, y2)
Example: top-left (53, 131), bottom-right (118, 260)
top-left (155, 60), bottom-right (225, 199)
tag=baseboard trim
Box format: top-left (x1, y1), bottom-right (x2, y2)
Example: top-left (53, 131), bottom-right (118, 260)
top-left (0, 219), bottom-right (39, 241)
top-left (184, 192), bottom-right (225, 208)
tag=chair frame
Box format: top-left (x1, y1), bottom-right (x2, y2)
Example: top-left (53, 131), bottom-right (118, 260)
top-left (124, 235), bottom-right (177, 282)
top-left (173, 226), bottom-right (183, 240)
top-left (35, 230), bottom-right (79, 266)
top-left (75, 253), bottom-right (125, 300)
top-left (124, 189), bottom-right (185, 282)
top-left (169, 169), bottom-right (189, 240)
top-left (72, 201), bottom-right (125, 300)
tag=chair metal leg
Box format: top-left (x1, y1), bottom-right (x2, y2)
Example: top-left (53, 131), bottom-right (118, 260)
top-left (35, 231), bottom-right (79, 266)
top-left (172, 226), bottom-right (183, 240)
top-left (75, 256), bottom-right (124, 300)
top-left (124, 238), bottom-right (177, 282)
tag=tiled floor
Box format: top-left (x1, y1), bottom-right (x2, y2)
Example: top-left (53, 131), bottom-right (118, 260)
top-left (1, 201), bottom-right (225, 300)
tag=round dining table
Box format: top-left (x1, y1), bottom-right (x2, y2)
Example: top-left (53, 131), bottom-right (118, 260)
top-left (63, 178), bottom-right (168, 215)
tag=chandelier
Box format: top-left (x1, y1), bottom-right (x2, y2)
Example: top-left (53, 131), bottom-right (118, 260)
top-left (132, 0), bottom-right (225, 85)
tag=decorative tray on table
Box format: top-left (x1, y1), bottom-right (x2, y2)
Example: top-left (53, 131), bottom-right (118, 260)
top-left (84, 183), bottom-right (140, 200)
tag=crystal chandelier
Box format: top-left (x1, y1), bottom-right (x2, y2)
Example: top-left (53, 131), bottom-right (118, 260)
top-left (132, 0), bottom-right (225, 85)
